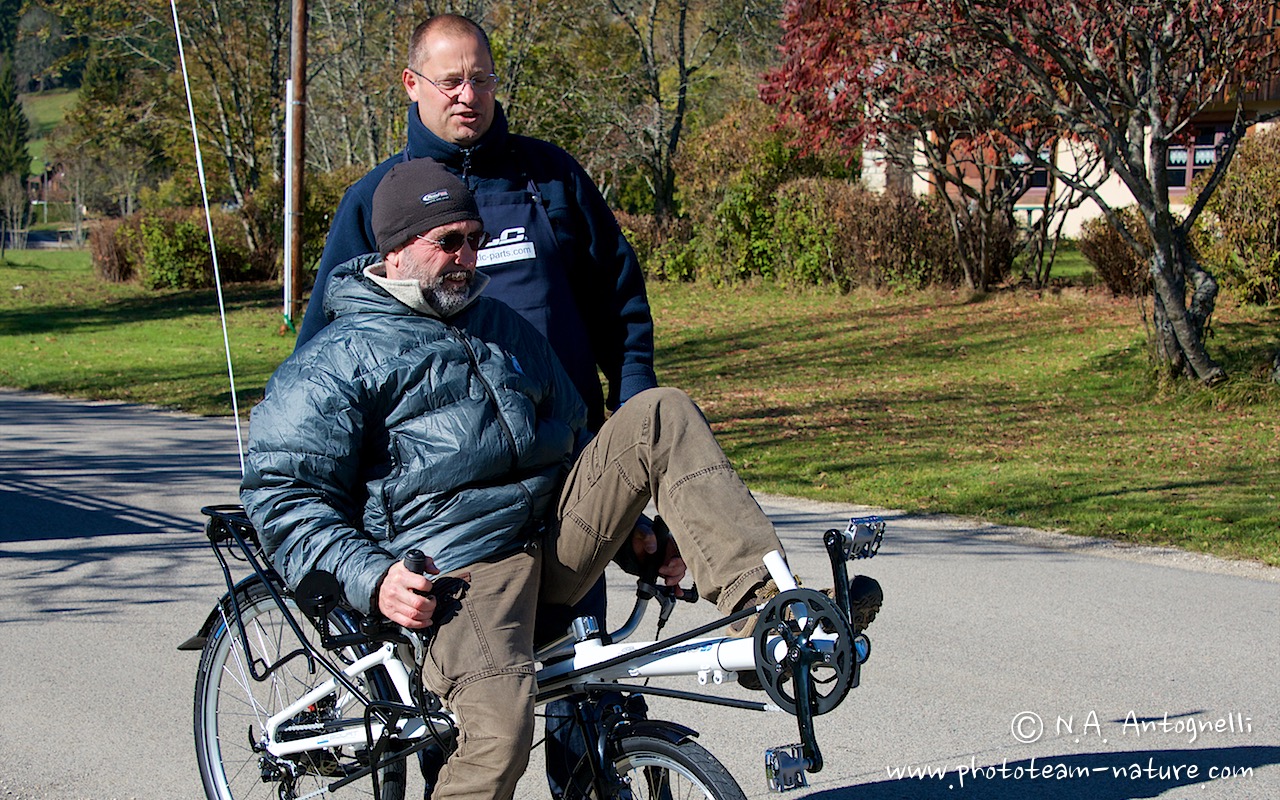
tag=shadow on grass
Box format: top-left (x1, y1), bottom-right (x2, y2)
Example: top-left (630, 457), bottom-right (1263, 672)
top-left (0, 281), bottom-right (284, 336)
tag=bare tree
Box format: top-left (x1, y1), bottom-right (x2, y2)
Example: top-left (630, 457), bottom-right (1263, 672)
top-left (0, 173), bottom-right (27, 257)
top-left (584, 0), bottom-right (780, 218)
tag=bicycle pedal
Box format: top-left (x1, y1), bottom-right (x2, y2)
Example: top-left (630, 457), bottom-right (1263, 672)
top-left (764, 743), bottom-right (809, 792)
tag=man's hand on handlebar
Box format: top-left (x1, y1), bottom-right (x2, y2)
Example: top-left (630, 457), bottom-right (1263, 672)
top-left (377, 559), bottom-right (440, 629)
top-left (631, 519), bottom-right (687, 595)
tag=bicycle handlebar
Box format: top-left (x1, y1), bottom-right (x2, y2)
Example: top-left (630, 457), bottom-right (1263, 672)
top-left (403, 549), bottom-right (429, 575)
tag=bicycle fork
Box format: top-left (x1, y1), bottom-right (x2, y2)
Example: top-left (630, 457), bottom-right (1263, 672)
top-left (570, 693), bottom-right (691, 798)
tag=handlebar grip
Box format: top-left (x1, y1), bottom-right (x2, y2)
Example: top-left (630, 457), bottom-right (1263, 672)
top-left (404, 549), bottom-right (428, 575)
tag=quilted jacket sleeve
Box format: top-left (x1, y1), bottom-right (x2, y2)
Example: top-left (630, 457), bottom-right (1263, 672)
top-left (240, 352), bottom-right (396, 616)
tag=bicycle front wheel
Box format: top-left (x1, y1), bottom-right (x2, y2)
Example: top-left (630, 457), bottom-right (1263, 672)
top-left (566, 734), bottom-right (747, 800)
top-left (193, 581), bottom-right (409, 800)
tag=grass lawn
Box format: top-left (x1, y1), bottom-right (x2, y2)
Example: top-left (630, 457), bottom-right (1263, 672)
top-left (19, 89), bottom-right (78, 174)
top-left (2, 249), bottom-right (1278, 566)
top-left (651, 282), bottom-right (1279, 566)
top-left (0, 250), bottom-right (295, 413)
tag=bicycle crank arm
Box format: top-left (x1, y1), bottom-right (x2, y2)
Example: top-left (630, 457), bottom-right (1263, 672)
top-left (763, 656), bottom-right (826, 791)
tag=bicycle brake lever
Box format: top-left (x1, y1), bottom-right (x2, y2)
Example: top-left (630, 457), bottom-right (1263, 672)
top-left (653, 583), bottom-right (698, 627)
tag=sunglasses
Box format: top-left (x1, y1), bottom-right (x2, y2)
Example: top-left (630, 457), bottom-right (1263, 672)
top-left (416, 230), bottom-right (490, 254)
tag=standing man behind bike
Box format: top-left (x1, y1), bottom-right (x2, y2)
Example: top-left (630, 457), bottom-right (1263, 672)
top-left (297, 14), bottom-right (657, 432)
top-left (295, 14), bottom-right (658, 795)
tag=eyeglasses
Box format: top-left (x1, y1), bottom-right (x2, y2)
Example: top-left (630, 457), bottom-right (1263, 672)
top-left (407, 67), bottom-right (499, 97)
top-left (416, 230), bottom-right (489, 254)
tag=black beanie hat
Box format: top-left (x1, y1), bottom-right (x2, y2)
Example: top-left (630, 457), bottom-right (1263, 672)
top-left (372, 159), bottom-right (482, 255)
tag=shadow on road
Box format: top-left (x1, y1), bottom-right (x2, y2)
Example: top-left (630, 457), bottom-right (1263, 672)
top-left (0, 390), bottom-right (244, 620)
top-left (0, 391), bottom-right (242, 543)
top-left (807, 745), bottom-right (1280, 799)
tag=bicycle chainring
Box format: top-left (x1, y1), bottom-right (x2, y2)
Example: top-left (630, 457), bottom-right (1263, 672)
top-left (751, 588), bottom-right (855, 716)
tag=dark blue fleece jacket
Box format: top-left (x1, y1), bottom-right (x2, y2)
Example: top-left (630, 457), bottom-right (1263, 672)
top-left (298, 103), bottom-right (657, 429)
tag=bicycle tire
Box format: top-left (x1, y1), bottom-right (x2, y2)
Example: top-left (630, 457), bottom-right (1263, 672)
top-left (564, 734), bottom-right (747, 800)
top-left (193, 580), bottom-right (409, 800)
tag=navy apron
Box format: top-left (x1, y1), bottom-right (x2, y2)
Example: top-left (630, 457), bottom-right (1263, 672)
top-left (474, 180), bottom-right (604, 428)
top-left (476, 184), bottom-right (612, 749)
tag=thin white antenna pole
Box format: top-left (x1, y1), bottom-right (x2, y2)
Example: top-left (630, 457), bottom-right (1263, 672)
top-left (169, 0), bottom-right (247, 476)
top-left (283, 77), bottom-right (295, 320)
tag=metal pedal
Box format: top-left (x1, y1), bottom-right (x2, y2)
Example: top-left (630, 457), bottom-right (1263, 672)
top-left (764, 743), bottom-right (809, 791)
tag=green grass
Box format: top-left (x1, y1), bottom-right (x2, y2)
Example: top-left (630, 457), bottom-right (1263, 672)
top-left (650, 282), bottom-right (1280, 566)
top-left (18, 89), bottom-right (78, 173)
top-left (3, 250), bottom-right (1278, 566)
top-left (1045, 242), bottom-right (1093, 281)
top-left (0, 250), bottom-right (295, 413)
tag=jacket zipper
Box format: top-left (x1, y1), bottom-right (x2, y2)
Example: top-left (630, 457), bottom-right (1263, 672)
top-left (451, 325), bottom-right (519, 472)
top-left (460, 148), bottom-right (474, 187)
top-left (383, 442), bottom-right (402, 541)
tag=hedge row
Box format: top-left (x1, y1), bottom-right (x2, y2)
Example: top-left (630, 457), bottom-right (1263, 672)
top-left (89, 207), bottom-right (271, 289)
top-left (621, 181), bottom-right (967, 292)
top-left (88, 168), bottom-right (361, 290)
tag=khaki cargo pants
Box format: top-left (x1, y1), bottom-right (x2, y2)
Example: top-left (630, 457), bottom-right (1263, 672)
top-left (423, 387), bottom-right (783, 800)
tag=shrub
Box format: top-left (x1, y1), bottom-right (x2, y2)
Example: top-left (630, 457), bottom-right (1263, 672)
top-left (675, 99), bottom-right (854, 284)
top-left (616, 212), bottom-right (697, 282)
top-left (704, 181), bottom-right (779, 284)
top-left (99, 207), bottom-right (255, 290)
top-left (772, 179), bottom-right (860, 290)
top-left (89, 219), bottom-right (133, 283)
top-left (772, 181), bottom-right (961, 291)
top-left (1192, 127), bottom-right (1280, 305)
top-left (305, 166), bottom-right (367, 273)
top-left (859, 191), bottom-right (963, 290)
top-left (137, 210), bottom-right (213, 290)
top-left (1078, 208), bottom-right (1149, 296)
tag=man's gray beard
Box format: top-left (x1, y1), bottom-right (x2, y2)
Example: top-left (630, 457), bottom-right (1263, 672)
top-left (425, 272), bottom-right (472, 317)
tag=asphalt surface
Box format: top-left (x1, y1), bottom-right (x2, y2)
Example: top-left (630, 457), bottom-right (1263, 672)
top-left (1, 387), bottom-right (1277, 800)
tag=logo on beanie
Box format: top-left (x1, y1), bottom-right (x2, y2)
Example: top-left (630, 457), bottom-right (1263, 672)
top-left (420, 190), bottom-right (450, 206)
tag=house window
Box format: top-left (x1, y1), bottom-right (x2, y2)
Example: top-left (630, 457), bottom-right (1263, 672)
top-left (1167, 126), bottom-right (1228, 188)
top-left (1011, 148), bottom-right (1051, 194)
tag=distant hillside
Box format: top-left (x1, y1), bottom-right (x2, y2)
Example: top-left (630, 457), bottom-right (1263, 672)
top-left (18, 88), bottom-right (78, 174)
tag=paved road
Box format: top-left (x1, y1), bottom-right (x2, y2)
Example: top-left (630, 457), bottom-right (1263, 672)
top-left (1, 388), bottom-right (1277, 800)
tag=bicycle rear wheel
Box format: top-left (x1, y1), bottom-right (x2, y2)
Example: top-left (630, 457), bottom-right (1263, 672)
top-left (566, 734), bottom-right (746, 800)
top-left (193, 581), bottom-right (409, 800)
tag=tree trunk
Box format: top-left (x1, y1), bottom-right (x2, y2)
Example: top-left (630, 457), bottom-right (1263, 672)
top-left (1148, 241), bottom-right (1225, 385)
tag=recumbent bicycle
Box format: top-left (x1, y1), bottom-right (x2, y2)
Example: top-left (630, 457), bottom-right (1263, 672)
top-left (181, 505), bottom-right (885, 799)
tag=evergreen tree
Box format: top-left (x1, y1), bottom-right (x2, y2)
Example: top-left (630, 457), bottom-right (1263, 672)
top-left (0, 52), bottom-right (31, 182)
top-left (0, 0), bottom-right (22, 54)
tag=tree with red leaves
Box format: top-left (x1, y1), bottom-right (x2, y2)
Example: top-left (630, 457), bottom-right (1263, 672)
top-left (764, 0), bottom-right (1280, 383)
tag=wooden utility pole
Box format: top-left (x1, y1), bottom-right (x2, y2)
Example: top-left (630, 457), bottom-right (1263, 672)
top-left (286, 0), bottom-right (308, 329)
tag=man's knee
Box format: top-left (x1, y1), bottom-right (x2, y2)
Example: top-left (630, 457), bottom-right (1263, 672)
top-left (636, 385), bottom-right (693, 407)
top-left (437, 671), bottom-right (536, 795)
top-left (632, 386), bottom-right (705, 427)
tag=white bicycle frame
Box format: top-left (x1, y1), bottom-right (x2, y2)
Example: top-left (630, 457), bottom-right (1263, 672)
top-left (251, 548), bottom-right (821, 761)
top-left (199, 508), bottom-right (883, 794)
top-left (261, 642), bottom-right (438, 758)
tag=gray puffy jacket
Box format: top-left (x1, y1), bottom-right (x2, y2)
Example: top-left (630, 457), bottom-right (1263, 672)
top-left (241, 254), bottom-right (587, 614)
